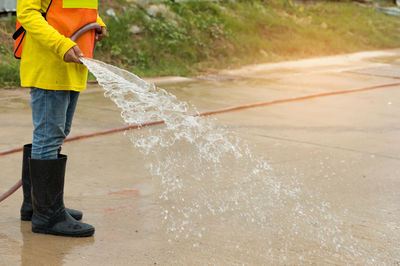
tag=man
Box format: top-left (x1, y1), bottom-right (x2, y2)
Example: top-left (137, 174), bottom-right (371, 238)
top-left (17, 0), bottom-right (106, 237)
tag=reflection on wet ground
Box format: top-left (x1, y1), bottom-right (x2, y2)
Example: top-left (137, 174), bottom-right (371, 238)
top-left (1, 49), bottom-right (400, 264)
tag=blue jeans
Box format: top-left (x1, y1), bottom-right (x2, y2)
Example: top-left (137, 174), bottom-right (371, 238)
top-left (30, 88), bottom-right (80, 160)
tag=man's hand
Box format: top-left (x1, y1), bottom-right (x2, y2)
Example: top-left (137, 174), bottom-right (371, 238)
top-left (64, 45), bottom-right (84, 64)
top-left (96, 26), bottom-right (107, 42)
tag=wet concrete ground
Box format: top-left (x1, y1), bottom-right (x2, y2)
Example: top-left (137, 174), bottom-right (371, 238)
top-left (1, 49), bottom-right (400, 264)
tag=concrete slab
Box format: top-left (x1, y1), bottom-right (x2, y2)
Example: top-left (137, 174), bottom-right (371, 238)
top-left (1, 49), bottom-right (400, 264)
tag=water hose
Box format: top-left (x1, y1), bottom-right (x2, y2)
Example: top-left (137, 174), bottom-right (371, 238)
top-left (1, 81), bottom-right (400, 203)
top-left (71, 22), bottom-right (101, 60)
top-left (70, 22), bottom-right (101, 42)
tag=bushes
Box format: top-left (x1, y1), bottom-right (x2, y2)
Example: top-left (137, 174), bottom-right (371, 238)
top-left (96, 1), bottom-right (231, 76)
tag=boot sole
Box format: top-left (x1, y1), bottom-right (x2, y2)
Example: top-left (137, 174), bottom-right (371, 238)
top-left (32, 227), bottom-right (95, 237)
top-left (21, 213), bottom-right (83, 221)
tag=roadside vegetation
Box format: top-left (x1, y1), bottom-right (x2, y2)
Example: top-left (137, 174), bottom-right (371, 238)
top-left (0, 16), bottom-right (19, 88)
top-left (1, 0), bottom-right (399, 87)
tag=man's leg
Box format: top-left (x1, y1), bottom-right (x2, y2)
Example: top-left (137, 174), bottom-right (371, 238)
top-left (28, 88), bottom-right (93, 237)
top-left (30, 88), bottom-right (69, 159)
top-left (21, 89), bottom-right (83, 221)
top-left (64, 90), bottom-right (80, 137)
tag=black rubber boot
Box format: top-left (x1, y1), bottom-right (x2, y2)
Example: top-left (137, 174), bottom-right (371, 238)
top-left (29, 155), bottom-right (94, 237)
top-left (20, 144), bottom-right (83, 221)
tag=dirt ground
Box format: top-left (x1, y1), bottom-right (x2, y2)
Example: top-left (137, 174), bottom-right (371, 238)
top-left (1, 49), bottom-right (400, 265)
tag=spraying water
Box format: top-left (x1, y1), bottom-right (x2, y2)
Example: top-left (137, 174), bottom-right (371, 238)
top-left (81, 58), bottom-right (395, 264)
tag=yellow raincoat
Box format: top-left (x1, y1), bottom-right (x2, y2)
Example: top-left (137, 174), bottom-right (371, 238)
top-left (17, 0), bottom-right (106, 91)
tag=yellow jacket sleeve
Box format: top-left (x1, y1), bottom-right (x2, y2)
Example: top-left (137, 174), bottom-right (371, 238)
top-left (97, 15), bottom-right (106, 27)
top-left (17, 0), bottom-right (76, 59)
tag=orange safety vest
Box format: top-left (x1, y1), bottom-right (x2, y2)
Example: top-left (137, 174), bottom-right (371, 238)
top-left (13, 0), bottom-right (98, 59)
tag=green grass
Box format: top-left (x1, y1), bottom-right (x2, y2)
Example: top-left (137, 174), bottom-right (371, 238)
top-left (0, 43), bottom-right (19, 88)
top-left (0, 0), bottom-right (399, 87)
top-left (0, 16), bottom-right (19, 88)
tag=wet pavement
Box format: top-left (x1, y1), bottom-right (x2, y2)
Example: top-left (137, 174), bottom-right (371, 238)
top-left (1, 49), bottom-right (400, 264)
